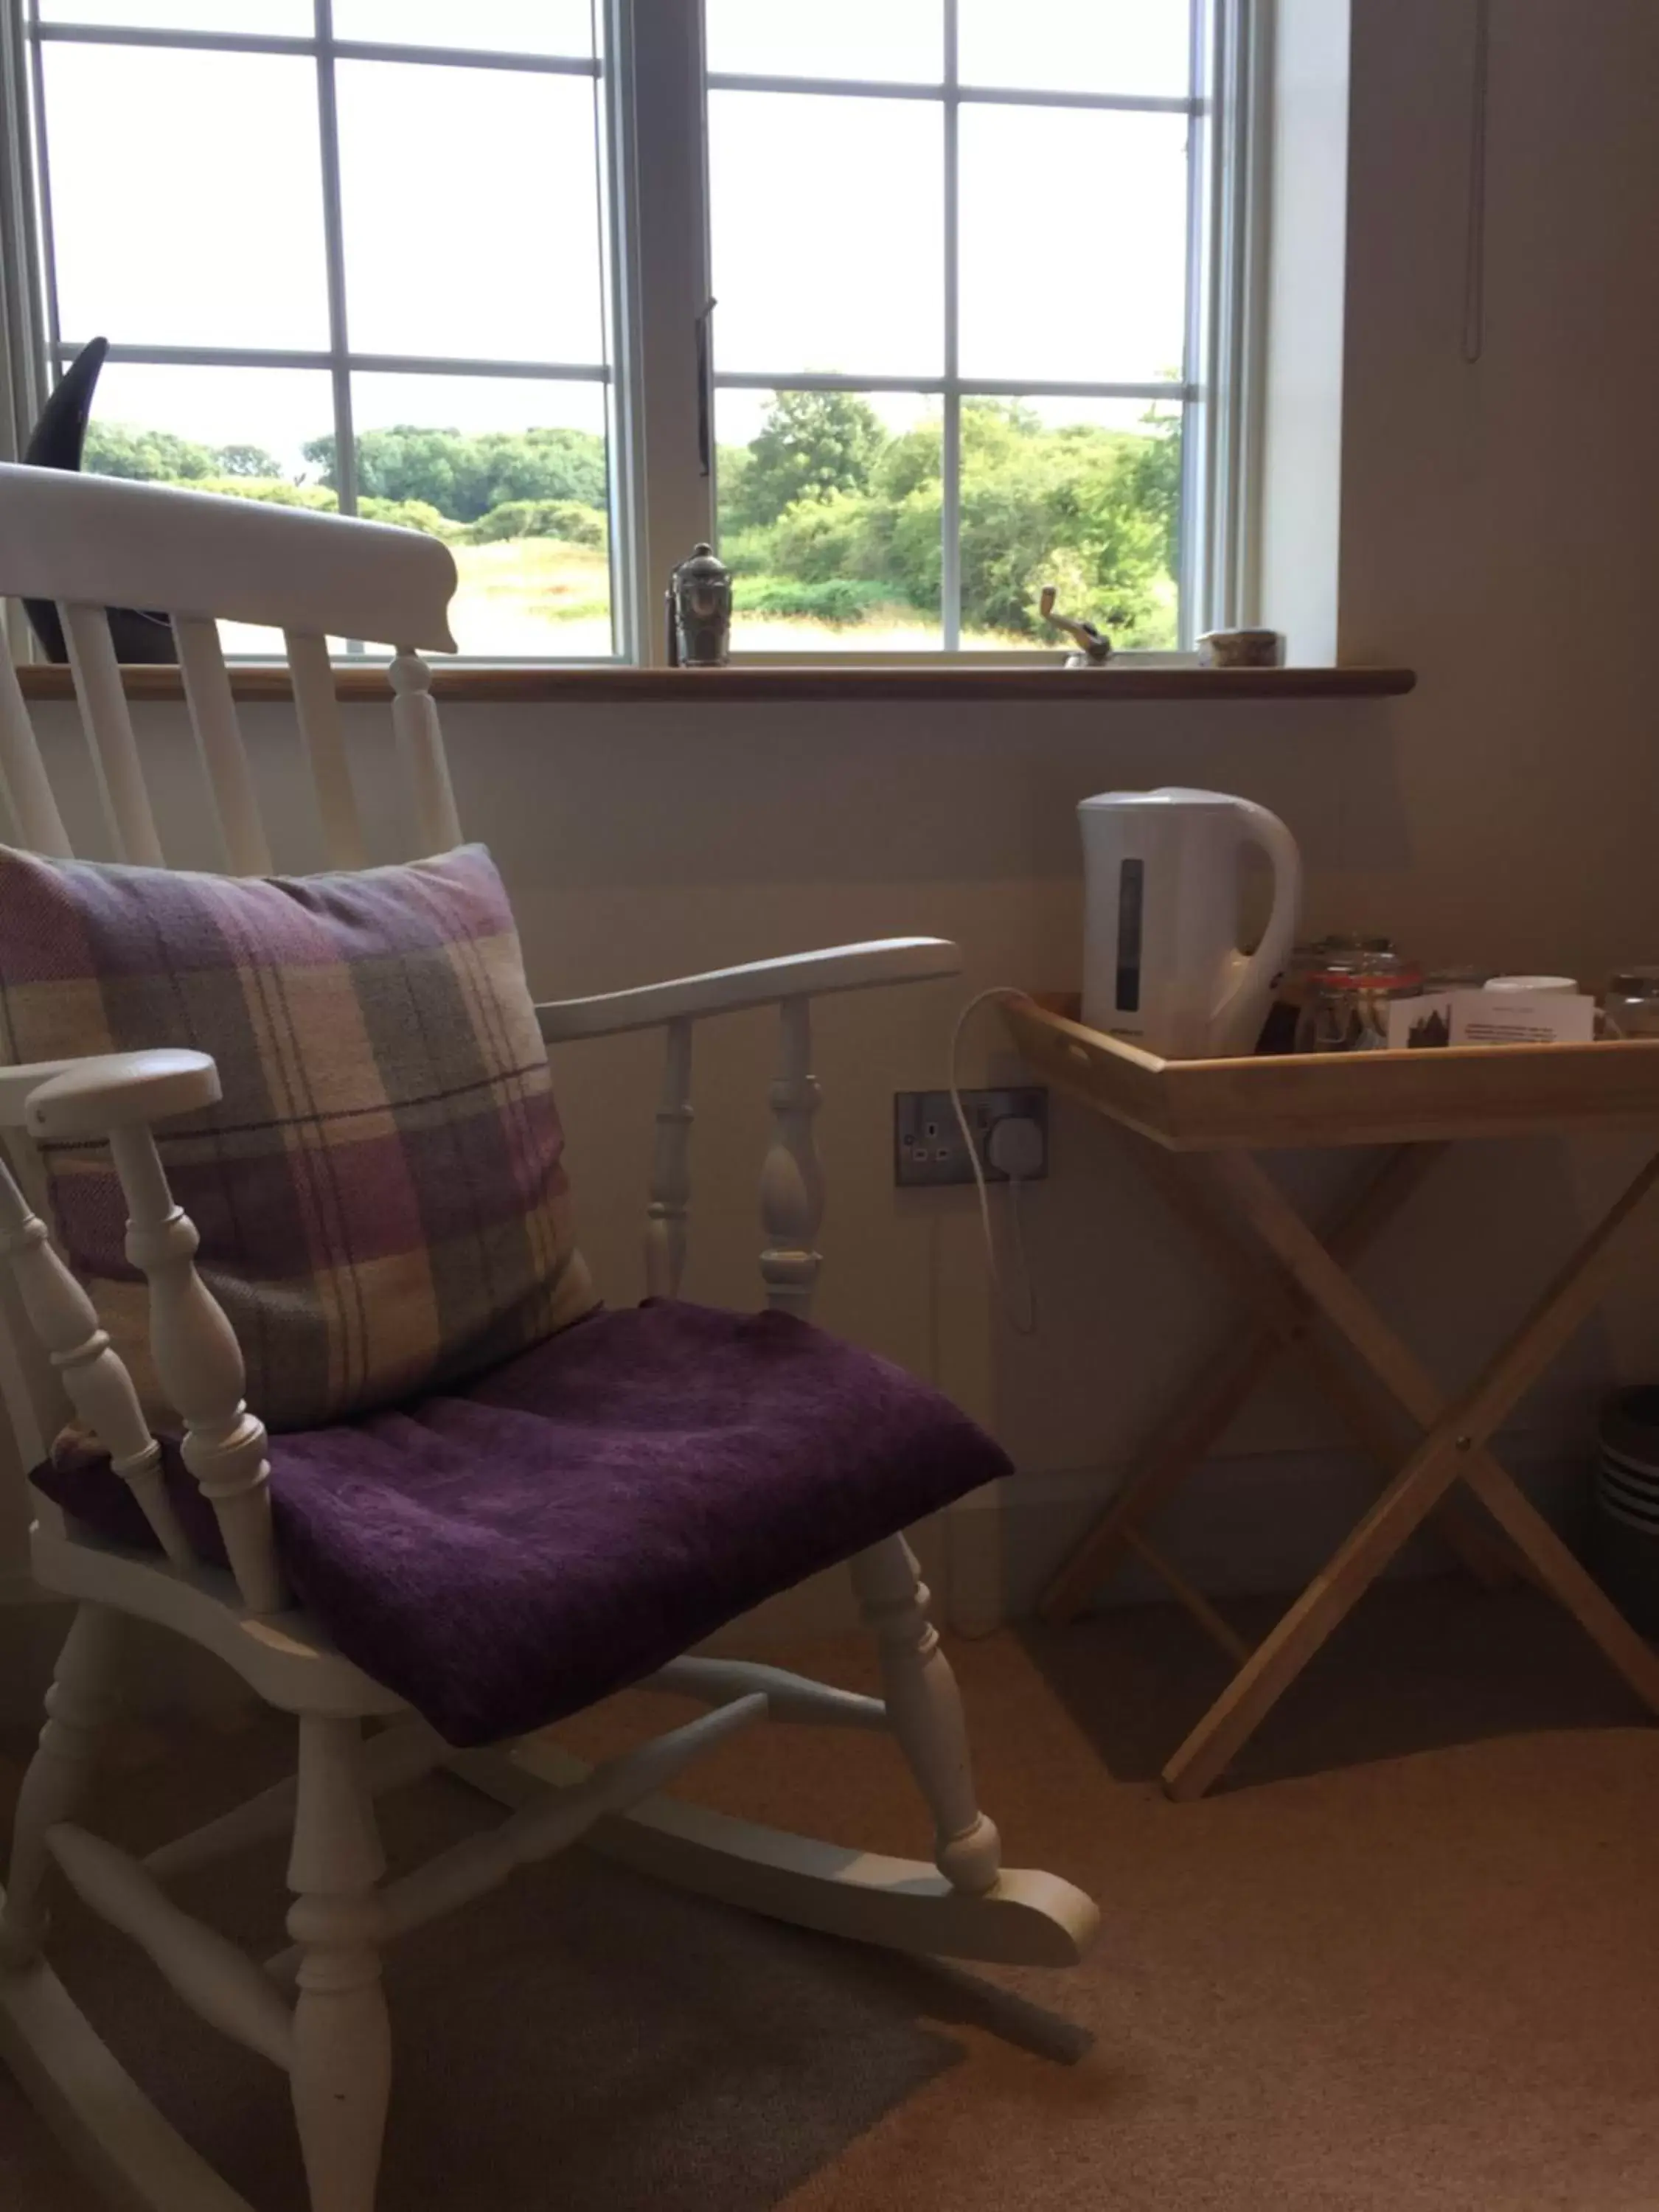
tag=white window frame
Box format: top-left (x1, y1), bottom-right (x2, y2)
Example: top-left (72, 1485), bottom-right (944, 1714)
top-left (622, 0), bottom-right (1270, 665)
top-left (1, 0), bottom-right (1267, 668)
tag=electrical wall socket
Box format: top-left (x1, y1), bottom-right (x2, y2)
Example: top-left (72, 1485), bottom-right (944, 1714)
top-left (894, 1088), bottom-right (1048, 1188)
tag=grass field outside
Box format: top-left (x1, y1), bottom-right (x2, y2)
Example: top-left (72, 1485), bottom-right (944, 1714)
top-left (442, 538), bottom-right (1179, 658)
top-left (87, 395), bottom-right (1181, 660)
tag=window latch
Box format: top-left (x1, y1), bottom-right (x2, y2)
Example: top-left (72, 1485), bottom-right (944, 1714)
top-left (695, 297), bottom-right (716, 478)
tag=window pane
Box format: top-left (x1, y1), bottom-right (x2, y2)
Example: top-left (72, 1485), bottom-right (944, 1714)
top-left (709, 94), bottom-right (942, 377)
top-left (956, 397), bottom-right (1180, 650)
top-left (958, 0), bottom-right (1192, 98)
top-left (74, 362), bottom-right (338, 655)
top-left (37, 1), bottom-right (310, 28)
top-left (717, 388), bottom-right (942, 652)
top-left (706, 0), bottom-right (941, 82)
top-left (349, 373), bottom-right (612, 658)
top-left (83, 360), bottom-right (333, 484)
top-left (336, 63), bottom-right (605, 365)
top-left (42, 46), bottom-right (328, 350)
top-left (959, 108), bottom-right (1188, 382)
top-left (332, 1), bottom-right (596, 60)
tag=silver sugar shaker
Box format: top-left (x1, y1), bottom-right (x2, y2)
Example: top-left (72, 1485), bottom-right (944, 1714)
top-left (666, 543), bottom-right (732, 667)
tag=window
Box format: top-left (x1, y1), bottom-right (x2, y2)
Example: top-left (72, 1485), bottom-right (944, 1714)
top-left (1, 1), bottom-right (1262, 664)
top-left (8, 0), bottom-right (621, 658)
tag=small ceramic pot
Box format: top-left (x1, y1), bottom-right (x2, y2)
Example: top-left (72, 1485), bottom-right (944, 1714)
top-left (1197, 628), bottom-right (1284, 669)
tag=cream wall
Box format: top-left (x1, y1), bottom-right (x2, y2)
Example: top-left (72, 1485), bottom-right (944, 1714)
top-left (5, 0), bottom-right (1659, 1635)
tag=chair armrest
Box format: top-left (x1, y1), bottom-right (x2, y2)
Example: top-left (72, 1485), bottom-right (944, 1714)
top-left (536, 937), bottom-right (962, 1043)
top-left (17, 1049), bottom-right (221, 1141)
top-left (3, 1045), bottom-right (283, 1614)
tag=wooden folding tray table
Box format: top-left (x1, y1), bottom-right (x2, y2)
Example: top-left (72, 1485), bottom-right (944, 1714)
top-left (1003, 992), bottom-right (1659, 1800)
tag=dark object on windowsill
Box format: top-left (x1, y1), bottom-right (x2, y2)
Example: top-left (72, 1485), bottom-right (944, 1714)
top-left (1038, 583), bottom-right (1113, 666)
top-left (665, 542), bottom-right (732, 667)
top-left (21, 337), bottom-right (176, 665)
top-left (1197, 627), bottom-right (1284, 669)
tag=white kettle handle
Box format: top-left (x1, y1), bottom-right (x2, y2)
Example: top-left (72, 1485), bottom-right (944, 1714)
top-left (1211, 797), bottom-right (1301, 1034)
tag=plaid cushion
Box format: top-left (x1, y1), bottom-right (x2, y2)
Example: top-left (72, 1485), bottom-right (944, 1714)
top-left (0, 842), bottom-right (597, 1432)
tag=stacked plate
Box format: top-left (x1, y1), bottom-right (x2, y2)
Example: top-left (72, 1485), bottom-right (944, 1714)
top-left (1593, 1388), bottom-right (1659, 1635)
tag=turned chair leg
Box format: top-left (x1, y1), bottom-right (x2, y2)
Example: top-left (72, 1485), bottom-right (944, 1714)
top-left (1, 1602), bottom-right (122, 1966)
top-left (287, 1716), bottom-right (392, 2212)
top-left (852, 1534), bottom-right (1002, 1896)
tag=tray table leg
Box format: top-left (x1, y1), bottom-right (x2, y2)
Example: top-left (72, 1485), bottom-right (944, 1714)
top-left (1039, 1141), bottom-right (1505, 1632)
top-left (1124, 1531), bottom-right (1253, 1664)
top-left (1154, 1144), bottom-right (1517, 1591)
top-left (1161, 1144), bottom-right (1659, 1801)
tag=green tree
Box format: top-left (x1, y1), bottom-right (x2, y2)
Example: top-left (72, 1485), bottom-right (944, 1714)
top-left (303, 425), bottom-right (607, 521)
top-left (734, 391), bottom-right (884, 528)
top-left (213, 442), bottom-right (284, 479)
top-left (734, 397), bottom-right (1178, 643)
top-left (1116, 402), bottom-right (1182, 582)
top-left (188, 477), bottom-right (337, 511)
top-left (81, 421), bottom-right (216, 481)
top-left (465, 498), bottom-right (608, 549)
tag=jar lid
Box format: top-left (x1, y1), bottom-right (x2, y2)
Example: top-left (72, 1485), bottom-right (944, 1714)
top-left (674, 542), bottom-right (729, 584)
top-left (1610, 968), bottom-right (1659, 995)
top-left (1312, 954), bottom-right (1421, 990)
top-left (1295, 933), bottom-right (1394, 957)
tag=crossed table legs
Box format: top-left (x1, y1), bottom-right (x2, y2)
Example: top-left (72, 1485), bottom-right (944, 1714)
top-left (1041, 1135), bottom-right (1659, 1800)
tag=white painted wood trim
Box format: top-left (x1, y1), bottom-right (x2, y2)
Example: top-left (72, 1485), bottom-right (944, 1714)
top-left (0, 625), bottom-right (70, 855)
top-left (647, 1655), bottom-right (886, 1729)
top-left (644, 1018), bottom-right (692, 1298)
top-left (0, 1604), bottom-right (122, 1966)
top-left (285, 1716), bottom-right (392, 2212)
top-left (21, 1050), bottom-right (221, 1138)
top-left (0, 1935), bottom-right (257, 2212)
top-left (60, 605), bottom-right (164, 866)
top-left (389, 650), bottom-right (462, 854)
top-left (0, 1158), bottom-right (192, 1567)
top-left (28, 1532), bottom-right (404, 1719)
top-left (454, 1737), bottom-right (1099, 1969)
top-left (46, 1825), bottom-right (293, 2071)
top-left (145, 1719), bottom-right (444, 1883)
top-left (852, 1535), bottom-right (1001, 1895)
top-left (285, 630), bottom-right (367, 871)
top-left (171, 616), bottom-right (273, 876)
top-left (309, 1694), bottom-right (768, 1963)
top-left (536, 937), bottom-right (962, 1040)
top-left (0, 463), bottom-right (458, 649)
top-left (759, 996), bottom-right (822, 1318)
top-left (108, 1126), bottom-right (285, 1616)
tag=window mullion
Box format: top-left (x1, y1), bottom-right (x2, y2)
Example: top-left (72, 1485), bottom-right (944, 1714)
top-left (942, 0), bottom-right (961, 651)
top-left (1228, 0), bottom-right (1273, 631)
top-left (313, 0), bottom-right (356, 526)
top-left (620, 0), bottom-right (712, 665)
top-left (24, 1), bottom-right (59, 372)
top-left (591, 0), bottom-right (633, 661)
top-left (1, 1), bottom-right (44, 659)
top-left (1, 0), bottom-right (46, 463)
top-left (1186, 0), bottom-right (1270, 639)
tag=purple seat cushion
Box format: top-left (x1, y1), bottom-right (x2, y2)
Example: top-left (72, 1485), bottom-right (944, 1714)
top-left (35, 1300), bottom-right (1011, 1747)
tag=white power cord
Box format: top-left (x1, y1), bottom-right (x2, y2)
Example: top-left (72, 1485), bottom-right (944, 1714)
top-left (948, 988), bottom-right (1040, 1336)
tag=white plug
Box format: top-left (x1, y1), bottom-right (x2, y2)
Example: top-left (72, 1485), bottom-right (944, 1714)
top-left (986, 1113), bottom-right (1044, 1180)
top-left (949, 988), bottom-right (1042, 1335)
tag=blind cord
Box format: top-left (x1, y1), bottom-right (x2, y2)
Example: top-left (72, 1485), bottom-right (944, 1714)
top-left (947, 988), bottom-right (1039, 1337)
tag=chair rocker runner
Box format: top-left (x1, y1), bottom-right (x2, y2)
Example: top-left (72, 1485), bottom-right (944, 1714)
top-left (0, 465), bottom-right (1096, 2212)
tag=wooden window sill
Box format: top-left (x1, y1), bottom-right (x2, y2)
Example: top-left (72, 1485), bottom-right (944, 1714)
top-left (15, 662), bottom-right (1415, 706)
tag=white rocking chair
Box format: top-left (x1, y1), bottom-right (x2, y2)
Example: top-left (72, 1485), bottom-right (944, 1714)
top-left (0, 465), bottom-right (1097, 2212)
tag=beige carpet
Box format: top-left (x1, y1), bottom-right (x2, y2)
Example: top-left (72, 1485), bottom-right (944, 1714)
top-left (7, 1579), bottom-right (1659, 2211)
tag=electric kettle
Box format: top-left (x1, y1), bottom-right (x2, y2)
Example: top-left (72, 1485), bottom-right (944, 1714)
top-left (1078, 787), bottom-right (1301, 1059)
